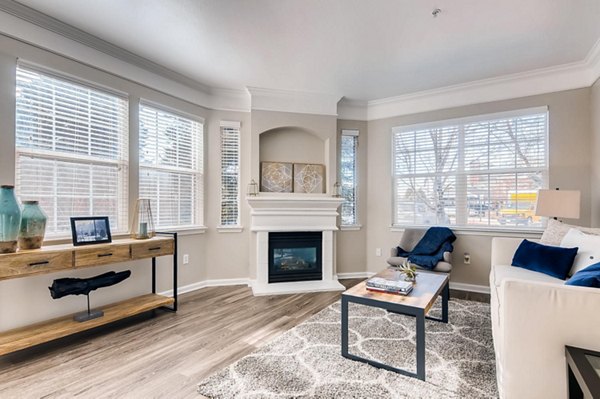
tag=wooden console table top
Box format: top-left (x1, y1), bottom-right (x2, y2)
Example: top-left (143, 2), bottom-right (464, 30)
top-left (0, 236), bottom-right (174, 281)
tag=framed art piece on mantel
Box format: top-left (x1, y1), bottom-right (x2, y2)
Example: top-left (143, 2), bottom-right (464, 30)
top-left (260, 162), bottom-right (293, 192)
top-left (293, 163), bottom-right (325, 193)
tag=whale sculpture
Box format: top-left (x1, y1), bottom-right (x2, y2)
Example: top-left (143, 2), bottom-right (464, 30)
top-left (49, 270), bottom-right (131, 322)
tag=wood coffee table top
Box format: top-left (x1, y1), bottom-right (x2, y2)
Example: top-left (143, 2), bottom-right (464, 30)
top-left (343, 268), bottom-right (449, 314)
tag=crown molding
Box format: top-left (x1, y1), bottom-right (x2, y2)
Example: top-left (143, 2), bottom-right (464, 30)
top-left (248, 86), bottom-right (342, 116)
top-left (337, 98), bottom-right (368, 121)
top-left (0, 0), bottom-right (250, 112)
top-left (366, 37), bottom-right (600, 121)
top-left (0, 1), bottom-right (212, 93)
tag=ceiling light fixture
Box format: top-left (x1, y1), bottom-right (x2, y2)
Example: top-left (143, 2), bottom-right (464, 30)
top-left (432, 8), bottom-right (442, 18)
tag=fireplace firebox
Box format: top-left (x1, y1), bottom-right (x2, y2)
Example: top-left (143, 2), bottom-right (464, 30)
top-left (268, 232), bottom-right (323, 283)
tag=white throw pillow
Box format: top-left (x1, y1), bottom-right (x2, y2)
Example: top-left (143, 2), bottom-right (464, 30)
top-left (560, 228), bottom-right (600, 275)
top-left (541, 218), bottom-right (600, 246)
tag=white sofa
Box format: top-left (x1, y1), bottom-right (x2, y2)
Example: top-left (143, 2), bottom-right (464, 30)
top-left (490, 237), bottom-right (600, 398)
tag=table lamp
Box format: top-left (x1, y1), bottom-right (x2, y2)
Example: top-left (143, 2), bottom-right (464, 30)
top-left (535, 189), bottom-right (581, 220)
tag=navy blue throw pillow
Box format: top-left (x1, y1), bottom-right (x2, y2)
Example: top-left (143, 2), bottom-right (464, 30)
top-left (566, 263), bottom-right (600, 288)
top-left (511, 240), bottom-right (578, 280)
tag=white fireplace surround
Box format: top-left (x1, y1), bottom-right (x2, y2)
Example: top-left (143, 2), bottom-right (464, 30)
top-left (247, 195), bottom-right (346, 295)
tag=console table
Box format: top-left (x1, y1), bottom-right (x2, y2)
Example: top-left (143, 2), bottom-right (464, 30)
top-left (0, 232), bottom-right (177, 356)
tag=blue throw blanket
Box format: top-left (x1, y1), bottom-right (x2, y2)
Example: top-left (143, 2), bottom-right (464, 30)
top-left (397, 227), bottom-right (456, 270)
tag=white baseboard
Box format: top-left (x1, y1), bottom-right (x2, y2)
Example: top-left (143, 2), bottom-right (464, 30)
top-left (159, 275), bottom-right (490, 297)
top-left (336, 272), bottom-right (375, 279)
top-left (449, 282), bottom-right (491, 294)
top-left (159, 278), bottom-right (251, 297)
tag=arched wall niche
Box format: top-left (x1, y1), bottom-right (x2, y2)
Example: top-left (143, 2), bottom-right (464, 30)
top-left (259, 126), bottom-right (326, 165)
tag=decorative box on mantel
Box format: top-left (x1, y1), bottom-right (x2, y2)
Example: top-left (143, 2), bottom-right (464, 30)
top-left (247, 195), bottom-right (345, 296)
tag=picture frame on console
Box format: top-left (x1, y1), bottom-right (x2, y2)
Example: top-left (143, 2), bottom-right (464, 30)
top-left (70, 216), bottom-right (112, 246)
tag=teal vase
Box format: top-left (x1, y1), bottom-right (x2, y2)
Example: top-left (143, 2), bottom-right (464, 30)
top-left (19, 201), bottom-right (47, 250)
top-left (0, 185), bottom-right (22, 253)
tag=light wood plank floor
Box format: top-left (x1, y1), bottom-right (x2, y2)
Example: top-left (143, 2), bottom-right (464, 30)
top-left (0, 279), bottom-right (361, 399)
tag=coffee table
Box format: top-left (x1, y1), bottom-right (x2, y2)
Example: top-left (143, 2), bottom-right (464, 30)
top-left (341, 268), bottom-right (449, 381)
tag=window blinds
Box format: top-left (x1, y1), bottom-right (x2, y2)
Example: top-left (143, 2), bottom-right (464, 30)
top-left (138, 103), bottom-right (203, 228)
top-left (340, 130), bottom-right (359, 226)
top-left (15, 65), bottom-right (129, 236)
top-left (220, 122), bottom-right (241, 226)
top-left (392, 108), bottom-right (548, 229)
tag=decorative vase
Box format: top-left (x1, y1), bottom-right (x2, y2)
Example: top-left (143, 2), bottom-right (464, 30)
top-left (0, 185), bottom-right (22, 253)
top-left (130, 199), bottom-right (155, 239)
top-left (18, 201), bottom-right (47, 250)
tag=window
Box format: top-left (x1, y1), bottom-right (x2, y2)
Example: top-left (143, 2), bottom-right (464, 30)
top-left (392, 107), bottom-right (548, 229)
top-left (340, 130), bottom-right (359, 226)
top-left (219, 121), bottom-right (241, 227)
top-left (139, 103), bottom-right (204, 228)
top-left (15, 65), bottom-right (129, 237)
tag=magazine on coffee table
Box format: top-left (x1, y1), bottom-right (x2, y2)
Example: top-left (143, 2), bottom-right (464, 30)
top-left (366, 276), bottom-right (413, 295)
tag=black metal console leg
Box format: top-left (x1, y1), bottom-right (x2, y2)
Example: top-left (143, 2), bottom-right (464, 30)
top-left (152, 257), bottom-right (156, 294)
top-left (155, 232), bottom-right (178, 313)
top-left (172, 232), bottom-right (178, 312)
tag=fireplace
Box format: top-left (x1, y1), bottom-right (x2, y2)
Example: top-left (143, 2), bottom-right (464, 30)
top-left (268, 232), bottom-right (322, 283)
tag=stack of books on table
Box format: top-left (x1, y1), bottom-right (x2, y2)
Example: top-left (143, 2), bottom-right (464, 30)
top-left (366, 277), bottom-right (413, 296)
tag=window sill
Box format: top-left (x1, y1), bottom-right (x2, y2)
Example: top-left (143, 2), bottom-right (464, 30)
top-left (216, 226), bottom-right (244, 233)
top-left (389, 225), bottom-right (544, 238)
top-left (160, 226), bottom-right (208, 236)
top-left (340, 224), bottom-right (362, 231)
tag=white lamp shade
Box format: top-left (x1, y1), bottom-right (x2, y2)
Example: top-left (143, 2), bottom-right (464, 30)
top-left (535, 189), bottom-right (581, 219)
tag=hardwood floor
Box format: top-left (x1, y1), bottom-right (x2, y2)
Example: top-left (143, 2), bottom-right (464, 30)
top-left (0, 279), bottom-right (361, 399)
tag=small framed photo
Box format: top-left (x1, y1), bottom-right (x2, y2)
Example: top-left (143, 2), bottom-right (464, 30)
top-left (70, 217), bottom-right (112, 246)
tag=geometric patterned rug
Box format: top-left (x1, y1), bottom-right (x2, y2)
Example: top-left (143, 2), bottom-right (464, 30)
top-left (197, 298), bottom-right (498, 398)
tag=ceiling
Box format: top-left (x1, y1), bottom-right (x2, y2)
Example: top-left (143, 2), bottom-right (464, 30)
top-left (14, 0), bottom-right (600, 102)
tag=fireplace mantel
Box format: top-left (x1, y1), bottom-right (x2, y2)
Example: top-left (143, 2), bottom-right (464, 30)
top-left (247, 195), bottom-right (344, 232)
top-left (247, 195), bottom-right (345, 295)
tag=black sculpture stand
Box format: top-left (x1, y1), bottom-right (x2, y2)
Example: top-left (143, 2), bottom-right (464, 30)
top-left (73, 293), bottom-right (104, 322)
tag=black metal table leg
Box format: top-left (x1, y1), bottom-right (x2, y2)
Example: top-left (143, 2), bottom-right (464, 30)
top-left (441, 281), bottom-right (449, 323)
top-left (425, 281), bottom-right (449, 324)
top-left (342, 295), bottom-right (431, 380)
top-left (341, 296), bottom-right (349, 357)
top-left (416, 309), bottom-right (426, 380)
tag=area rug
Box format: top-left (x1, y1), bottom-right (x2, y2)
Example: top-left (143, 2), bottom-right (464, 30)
top-left (197, 298), bottom-right (498, 398)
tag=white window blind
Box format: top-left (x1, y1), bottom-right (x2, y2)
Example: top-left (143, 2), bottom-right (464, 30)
top-left (15, 65), bottom-right (129, 237)
top-left (220, 122), bottom-right (241, 226)
top-left (139, 103), bottom-right (203, 228)
top-left (340, 130), bottom-right (359, 226)
top-left (392, 108), bottom-right (548, 229)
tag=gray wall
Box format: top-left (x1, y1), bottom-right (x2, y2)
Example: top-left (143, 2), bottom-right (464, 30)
top-left (365, 88), bottom-right (592, 286)
top-left (591, 79), bottom-right (600, 227)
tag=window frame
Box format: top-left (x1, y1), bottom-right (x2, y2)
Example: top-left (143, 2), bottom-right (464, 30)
top-left (138, 100), bottom-right (205, 230)
top-left (15, 63), bottom-right (130, 238)
top-left (218, 120), bottom-right (242, 230)
top-left (340, 129), bottom-right (361, 229)
top-left (391, 106), bottom-right (549, 233)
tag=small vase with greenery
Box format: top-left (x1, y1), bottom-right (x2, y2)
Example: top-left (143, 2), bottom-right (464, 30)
top-left (397, 260), bottom-right (417, 282)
